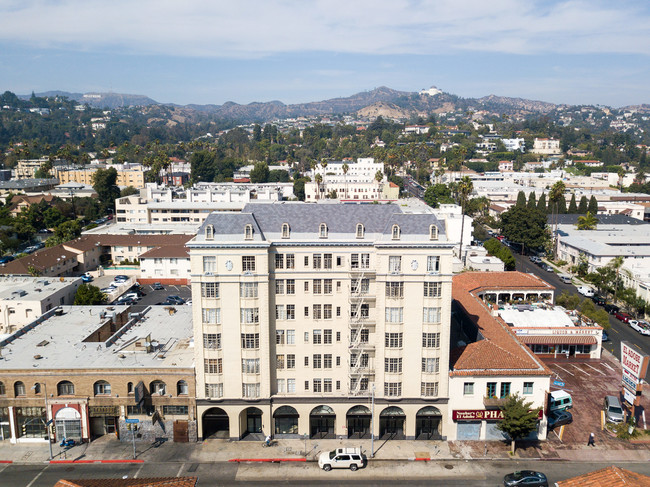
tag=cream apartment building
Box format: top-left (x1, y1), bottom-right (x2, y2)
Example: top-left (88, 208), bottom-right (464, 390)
top-left (188, 203), bottom-right (454, 441)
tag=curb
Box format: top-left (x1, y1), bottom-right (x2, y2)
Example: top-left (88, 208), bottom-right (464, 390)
top-left (409, 457), bottom-right (431, 461)
top-left (229, 458), bottom-right (307, 463)
top-left (0, 460), bottom-right (13, 463)
top-left (50, 459), bottom-right (144, 464)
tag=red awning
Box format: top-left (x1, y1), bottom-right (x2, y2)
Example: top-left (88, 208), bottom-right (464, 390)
top-left (519, 335), bottom-right (597, 345)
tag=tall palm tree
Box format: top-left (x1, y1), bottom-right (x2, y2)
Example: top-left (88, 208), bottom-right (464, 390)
top-left (342, 163), bottom-right (349, 200)
top-left (457, 176), bottom-right (474, 263)
top-left (314, 173), bottom-right (323, 200)
top-left (607, 255), bottom-right (631, 303)
top-left (576, 212), bottom-right (598, 230)
top-left (548, 181), bottom-right (566, 260)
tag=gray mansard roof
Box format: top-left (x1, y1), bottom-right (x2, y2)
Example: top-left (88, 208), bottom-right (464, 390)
top-left (190, 202), bottom-right (447, 245)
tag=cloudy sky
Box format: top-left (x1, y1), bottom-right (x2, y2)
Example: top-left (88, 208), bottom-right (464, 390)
top-left (1, 0), bottom-right (650, 107)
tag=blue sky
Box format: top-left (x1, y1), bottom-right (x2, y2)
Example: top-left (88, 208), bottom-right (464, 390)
top-left (1, 0), bottom-right (650, 107)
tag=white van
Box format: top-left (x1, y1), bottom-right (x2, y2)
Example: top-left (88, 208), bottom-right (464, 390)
top-left (550, 390), bottom-right (573, 411)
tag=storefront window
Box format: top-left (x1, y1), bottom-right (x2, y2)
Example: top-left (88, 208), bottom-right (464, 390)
top-left (16, 407), bottom-right (46, 439)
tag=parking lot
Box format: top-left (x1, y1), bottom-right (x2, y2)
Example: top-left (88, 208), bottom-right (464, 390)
top-left (82, 274), bottom-right (192, 307)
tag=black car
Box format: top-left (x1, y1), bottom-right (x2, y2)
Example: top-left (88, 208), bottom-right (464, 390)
top-left (152, 282), bottom-right (164, 290)
top-left (547, 410), bottom-right (572, 430)
top-left (604, 304), bottom-right (620, 314)
top-left (166, 295), bottom-right (185, 305)
top-left (504, 471), bottom-right (548, 487)
top-left (591, 295), bottom-right (606, 306)
top-left (0, 255), bottom-right (14, 264)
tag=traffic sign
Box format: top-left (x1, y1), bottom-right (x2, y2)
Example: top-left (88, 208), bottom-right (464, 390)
top-left (125, 418), bottom-right (140, 424)
top-left (553, 380), bottom-right (565, 387)
top-left (46, 419), bottom-right (53, 426)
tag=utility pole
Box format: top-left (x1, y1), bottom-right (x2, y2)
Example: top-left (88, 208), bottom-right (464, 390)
top-left (370, 384), bottom-right (376, 458)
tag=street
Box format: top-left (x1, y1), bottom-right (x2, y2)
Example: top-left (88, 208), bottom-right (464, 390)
top-left (2, 459), bottom-right (650, 486)
top-left (513, 251), bottom-right (650, 382)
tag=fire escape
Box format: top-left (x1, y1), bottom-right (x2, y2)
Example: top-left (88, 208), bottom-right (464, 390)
top-left (348, 265), bottom-right (375, 395)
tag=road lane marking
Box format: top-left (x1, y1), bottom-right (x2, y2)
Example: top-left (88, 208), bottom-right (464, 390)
top-left (612, 328), bottom-right (619, 333)
top-left (176, 463), bottom-right (185, 477)
top-left (26, 466), bottom-right (47, 487)
top-left (554, 365), bottom-right (574, 376)
top-left (134, 463), bottom-right (144, 478)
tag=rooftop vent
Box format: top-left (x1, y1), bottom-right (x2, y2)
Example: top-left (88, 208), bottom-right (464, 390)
top-left (33, 354), bottom-right (42, 359)
top-left (12, 290), bottom-right (27, 297)
top-left (36, 340), bottom-right (49, 347)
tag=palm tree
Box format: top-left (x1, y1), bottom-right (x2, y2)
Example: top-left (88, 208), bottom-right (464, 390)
top-left (342, 163), bottom-right (349, 199)
top-left (457, 176), bottom-right (474, 263)
top-left (576, 212), bottom-right (598, 230)
top-left (314, 173), bottom-right (323, 200)
top-left (548, 181), bottom-right (566, 260)
top-left (607, 255), bottom-right (630, 303)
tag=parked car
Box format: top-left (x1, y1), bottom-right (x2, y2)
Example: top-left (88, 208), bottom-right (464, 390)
top-left (503, 471), bottom-right (548, 487)
top-left (81, 274), bottom-right (93, 283)
top-left (631, 320), bottom-right (650, 336)
top-left (166, 295), bottom-right (186, 305)
top-left (101, 287), bottom-right (117, 294)
top-left (152, 282), bottom-right (164, 290)
top-left (113, 275), bottom-right (129, 283)
top-left (591, 295), bottom-right (606, 306)
top-left (529, 256), bottom-right (542, 264)
top-left (604, 304), bottom-right (620, 314)
top-left (318, 447), bottom-right (366, 471)
top-left (615, 311), bottom-right (632, 323)
top-left (115, 297), bottom-right (136, 306)
top-left (122, 292), bottom-right (140, 302)
top-left (0, 256), bottom-right (14, 264)
top-left (547, 410), bottom-right (573, 430)
top-left (604, 395), bottom-right (624, 423)
top-left (602, 331), bottom-right (610, 342)
top-left (577, 286), bottom-right (595, 297)
top-left (542, 264), bottom-right (554, 272)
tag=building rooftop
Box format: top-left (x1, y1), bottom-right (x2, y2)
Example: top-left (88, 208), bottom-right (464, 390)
top-left (140, 245), bottom-right (190, 259)
top-left (556, 465), bottom-right (650, 486)
top-left (0, 305), bottom-right (193, 370)
top-left (0, 276), bottom-right (80, 301)
top-left (498, 305), bottom-right (575, 328)
top-left (54, 477), bottom-right (198, 487)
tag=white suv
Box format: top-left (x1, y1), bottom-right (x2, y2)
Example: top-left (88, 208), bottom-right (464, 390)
top-left (318, 447), bottom-right (366, 471)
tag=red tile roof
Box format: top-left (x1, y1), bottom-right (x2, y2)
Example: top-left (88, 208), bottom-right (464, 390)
top-left (556, 466), bottom-right (650, 486)
top-left (55, 478), bottom-right (198, 487)
top-left (451, 272), bottom-right (552, 377)
top-left (0, 245), bottom-right (77, 275)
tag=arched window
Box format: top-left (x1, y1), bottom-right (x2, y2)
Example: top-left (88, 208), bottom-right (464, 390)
top-left (177, 380), bottom-right (189, 396)
top-left (150, 380), bottom-right (166, 396)
top-left (429, 224), bottom-right (438, 240)
top-left (282, 223), bottom-right (290, 239)
top-left (0, 381), bottom-right (6, 395)
top-left (244, 224), bottom-right (253, 240)
top-left (14, 381), bottom-right (25, 396)
top-left (356, 223), bottom-right (364, 239)
top-left (392, 224), bottom-right (400, 240)
top-left (57, 380), bottom-right (75, 396)
top-left (33, 383), bottom-right (41, 394)
top-left (205, 224), bottom-right (214, 240)
top-left (93, 380), bottom-right (111, 396)
top-left (319, 223), bottom-right (328, 238)
top-left (127, 382), bottom-right (134, 394)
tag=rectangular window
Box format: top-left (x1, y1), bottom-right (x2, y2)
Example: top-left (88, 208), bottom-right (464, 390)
top-left (240, 282), bottom-right (258, 298)
top-left (304, 281), bottom-right (309, 293)
top-left (241, 333), bottom-right (260, 349)
top-left (202, 308), bottom-right (220, 324)
top-left (324, 354), bottom-right (332, 368)
top-left (389, 256), bottom-right (402, 272)
top-left (385, 332), bottom-right (403, 348)
top-left (287, 329), bottom-right (295, 344)
top-left (313, 379), bottom-right (322, 393)
top-left (421, 357), bottom-right (440, 373)
top-left (351, 328), bottom-right (369, 343)
top-left (323, 304), bottom-right (332, 320)
top-left (276, 305), bottom-right (286, 320)
top-left (313, 304), bottom-right (322, 320)
top-left (385, 282), bottom-right (404, 298)
top-left (313, 329), bottom-right (322, 344)
top-left (336, 356), bottom-right (341, 366)
top-left (287, 379), bottom-right (296, 393)
top-left (276, 379), bottom-right (285, 393)
top-left (203, 256), bottom-right (216, 273)
top-left (423, 307), bottom-right (441, 323)
top-left (336, 256), bottom-right (343, 266)
top-left (286, 304), bottom-right (295, 320)
top-left (241, 358), bottom-right (260, 374)
top-left (384, 382), bottom-right (402, 397)
top-left (323, 378), bottom-right (332, 392)
top-left (323, 279), bottom-right (332, 294)
top-left (313, 354), bottom-right (322, 369)
top-left (205, 383), bottom-right (223, 398)
top-left (352, 278), bottom-right (369, 294)
top-left (240, 308), bottom-right (259, 324)
top-left (275, 280), bottom-right (285, 295)
top-left (422, 332), bottom-right (440, 348)
top-left (313, 254), bottom-right (322, 269)
top-left (286, 279), bottom-right (295, 294)
top-left (350, 253), bottom-right (370, 269)
top-left (385, 307), bottom-right (403, 323)
top-left (286, 254), bottom-right (295, 269)
top-left (427, 256), bottom-right (440, 273)
top-left (203, 333), bottom-right (221, 349)
top-left (276, 354), bottom-right (285, 369)
top-left (336, 331), bottom-right (341, 342)
top-left (500, 382), bottom-right (511, 398)
top-left (304, 332), bottom-right (309, 343)
top-left (204, 358), bottom-right (222, 374)
top-left (201, 282), bottom-right (219, 298)
top-left (323, 329), bottom-right (332, 344)
top-left (287, 354), bottom-right (295, 369)
top-left (242, 256), bottom-right (256, 272)
top-left (242, 383), bottom-right (260, 398)
top-left (424, 282), bottom-right (442, 298)
top-left (324, 254), bottom-right (332, 269)
top-left (384, 357), bottom-right (402, 373)
top-left (313, 279), bottom-right (322, 294)
top-left (486, 382), bottom-right (497, 398)
top-left (351, 303), bottom-right (369, 318)
top-left (464, 382), bottom-right (474, 395)
top-left (304, 255), bottom-right (309, 267)
top-left (275, 254), bottom-right (284, 269)
top-left (523, 382), bottom-right (534, 395)
top-left (276, 330), bottom-right (285, 344)
top-left (421, 382), bottom-right (439, 397)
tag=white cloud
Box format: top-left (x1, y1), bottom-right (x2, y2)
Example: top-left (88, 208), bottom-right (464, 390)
top-left (0, 0), bottom-right (649, 58)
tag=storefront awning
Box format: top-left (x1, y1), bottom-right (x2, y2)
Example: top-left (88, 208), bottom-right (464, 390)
top-left (519, 335), bottom-right (597, 345)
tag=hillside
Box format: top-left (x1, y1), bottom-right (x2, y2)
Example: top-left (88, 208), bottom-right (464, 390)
top-left (20, 91), bottom-right (158, 109)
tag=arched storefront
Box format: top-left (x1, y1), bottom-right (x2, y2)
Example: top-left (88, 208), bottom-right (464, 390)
top-left (202, 407), bottom-right (229, 440)
top-left (55, 407), bottom-right (82, 441)
top-left (415, 406), bottom-right (442, 440)
top-left (346, 405), bottom-right (371, 439)
top-left (379, 406), bottom-right (405, 439)
top-left (273, 406), bottom-right (299, 437)
top-left (310, 405), bottom-right (335, 439)
top-left (241, 407), bottom-right (263, 437)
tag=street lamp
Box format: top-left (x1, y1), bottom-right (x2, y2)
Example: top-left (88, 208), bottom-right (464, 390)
top-left (32, 383), bottom-right (53, 460)
top-left (370, 383), bottom-right (376, 458)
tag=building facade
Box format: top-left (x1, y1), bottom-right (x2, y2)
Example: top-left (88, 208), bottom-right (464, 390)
top-left (188, 203), bottom-right (454, 441)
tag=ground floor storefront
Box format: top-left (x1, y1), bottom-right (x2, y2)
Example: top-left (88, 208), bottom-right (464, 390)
top-left (196, 399), bottom-right (448, 441)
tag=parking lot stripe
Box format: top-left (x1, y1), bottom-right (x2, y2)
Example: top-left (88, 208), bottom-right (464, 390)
top-left (585, 364), bottom-right (607, 375)
top-left (601, 362), bottom-right (615, 371)
top-left (554, 364), bottom-right (574, 376)
top-left (572, 364), bottom-right (589, 376)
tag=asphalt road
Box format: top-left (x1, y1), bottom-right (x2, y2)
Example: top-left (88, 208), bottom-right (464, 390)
top-left (513, 252), bottom-right (650, 381)
top-left (3, 460), bottom-right (650, 486)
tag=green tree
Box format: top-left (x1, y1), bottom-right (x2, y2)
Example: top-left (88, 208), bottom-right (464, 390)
top-left (578, 196), bottom-right (589, 214)
top-left (190, 150), bottom-right (216, 183)
top-left (568, 194), bottom-right (578, 213)
top-left (576, 211), bottom-right (598, 230)
top-left (516, 191), bottom-right (527, 208)
top-left (588, 196), bottom-right (599, 214)
top-left (556, 291), bottom-right (580, 310)
top-left (50, 219), bottom-right (81, 244)
top-left (74, 284), bottom-right (106, 305)
top-left (500, 206), bottom-right (549, 253)
top-left (483, 238), bottom-right (516, 270)
top-left (293, 178), bottom-right (308, 201)
top-left (536, 193), bottom-right (547, 213)
top-left (268, 169), bottom-right (290, 182)
top-left (527, 192), bottom-right (537, 209)
top-left (92, 167), bottom-right (120, 211)
top-left (424, 184), bottom-right (454, 208)
top-left (120, 186), bottom-right (139, 197)
top-left (497, 394), bottom-right (541, 453)
top-left (249, 162), bottom-right (270, 183)
top-left (457, 176), bottom-right (474, 262)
